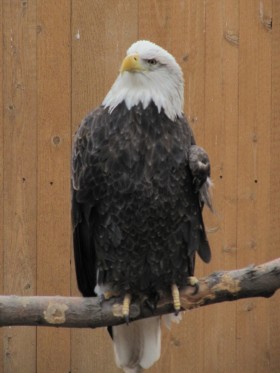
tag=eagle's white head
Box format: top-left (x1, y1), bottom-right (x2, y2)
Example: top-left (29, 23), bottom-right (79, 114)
top-left (103, 40), bottom-right (184, 121)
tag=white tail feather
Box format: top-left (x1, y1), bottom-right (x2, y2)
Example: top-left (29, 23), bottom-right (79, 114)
top-left (123, 367), bottom-right (142, 373)
top-left (112, 317), bottom-right (161, 372)
top-left (162, 313), bottom-right (182, 329)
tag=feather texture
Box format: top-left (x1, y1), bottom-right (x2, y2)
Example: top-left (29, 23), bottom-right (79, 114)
top-left (72, 102), bottom-right (211, 297)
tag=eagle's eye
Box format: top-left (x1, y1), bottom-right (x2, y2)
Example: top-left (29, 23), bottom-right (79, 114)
top-left (146, 58), bottom-right (157, 65)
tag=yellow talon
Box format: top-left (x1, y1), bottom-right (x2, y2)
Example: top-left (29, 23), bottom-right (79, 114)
top-left (171, 284), bottom-right (181, 314)
top-left (103, 290), bottom-right (120, 300)
top-left (187, 276), bottom-right (199, 294)
top-left (122, 293), bottom-right (132, 323)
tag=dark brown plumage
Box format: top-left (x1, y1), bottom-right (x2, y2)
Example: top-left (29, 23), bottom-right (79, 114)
top-left (72, 101), bottom-right (211, 299)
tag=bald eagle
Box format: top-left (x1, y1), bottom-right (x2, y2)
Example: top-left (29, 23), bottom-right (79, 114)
top-left (72, 40), bottom-right (212, 373)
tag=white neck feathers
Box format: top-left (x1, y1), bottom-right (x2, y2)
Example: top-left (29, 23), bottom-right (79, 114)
top-left (103, 69), bottom-right (184, 121)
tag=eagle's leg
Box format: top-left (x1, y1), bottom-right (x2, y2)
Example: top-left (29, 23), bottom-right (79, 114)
top-left (171, 284), bottom-right (181, 315)
top-left (97, 290), bottom-right (121, 305)
top-left (187, 276), bottom-right (199, 295)
top-left (122, 293), bottom-right (132, 324)
top-left (103, 290), bottom-right (121, 300)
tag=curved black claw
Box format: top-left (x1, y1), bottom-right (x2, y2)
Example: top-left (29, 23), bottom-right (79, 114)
top-left (124, 314), bottom-right (130, 325)
top-left (174, 309), bottom-right (180, 317)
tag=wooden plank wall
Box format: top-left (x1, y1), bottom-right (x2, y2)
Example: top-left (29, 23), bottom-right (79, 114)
top-left (0, 1), bottom-right (280, 372)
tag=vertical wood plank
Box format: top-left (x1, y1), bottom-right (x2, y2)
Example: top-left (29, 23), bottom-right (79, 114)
top-left (220, 1), bottom-right (239, 371)
top-left (206, 1), bottom-right (239, 372)
top-left (203, 1), bottom-right (237, 372)
top-left (237, 0), bottom-right (272, 372)
top-left (71, 1), bottom-right (138, 372)
top-left (237, 5), bottom-right (259, 372)
top-left (270, 1), bottom-right (280, 371)
top-left (2, 1), bottom-right (37, 372)
top-left (222, 0), bottom-right (239, 274)
top-left (183, 1), bottom-right (207, 146)
top-left (270, 0), bottom-right (280, 259)
top-left (203, 1), bottom-right (224, 371)
top-left (37, 1), bottom-right (71, 372)
top-left (139, 0), bottom-right (172, 46)
top-left (255, 1), bottom-right (272, 372)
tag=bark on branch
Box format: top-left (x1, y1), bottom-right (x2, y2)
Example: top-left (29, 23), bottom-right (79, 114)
top-left (0, 258), bottom-right (279, 329)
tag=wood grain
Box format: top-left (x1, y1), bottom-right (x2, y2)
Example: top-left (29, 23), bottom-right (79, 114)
top-left (237, 1), bottom-right (259, 370)
top-left (237, 1), bottom-right (273, 372)
top-left (203, 1), bottom-right (233, 372)
top-left (2, 1), bottom-right (37, 372)
top-left (254, 0), bottom-right (272, 371)
top-left (184, 1), bottom-right (207, 146)
top-left (37, 1), bottom-right (71, 372)
top-left (210, 1), bottom-right (239, 371)
top-left (270, 1), bottom-right (280, 371)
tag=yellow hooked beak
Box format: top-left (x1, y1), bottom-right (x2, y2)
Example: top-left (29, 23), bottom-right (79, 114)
top-left (120, 54), bottom-right (144, 73)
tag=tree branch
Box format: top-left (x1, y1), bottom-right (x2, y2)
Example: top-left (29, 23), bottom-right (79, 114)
top-left (0, 258), bottom-right (279, 329)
